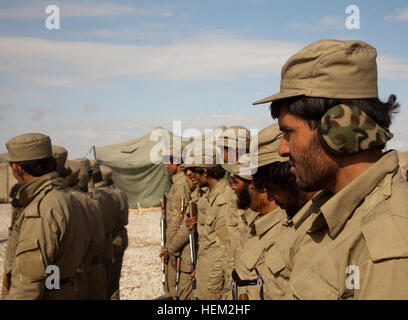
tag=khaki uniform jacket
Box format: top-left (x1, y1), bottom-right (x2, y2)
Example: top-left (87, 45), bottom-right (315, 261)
top-left (232, 208), bottom-right (259, 299)
top-left (196, 178), bottom-right (232, 295)
top-left (252, 192), bottom-right (330, 300)
top-left (211, 188), bottom-right (241, 295)
top-left (286, 150), bottom-right (408, 300)
top-left (2, 172), bottom-right (93, 300)
top-left (165, 171), bottom-right (192, 273)
top-left (4, 207), bottom-right (24, 275)
top-left (235, 207), bottom-right (287, 300)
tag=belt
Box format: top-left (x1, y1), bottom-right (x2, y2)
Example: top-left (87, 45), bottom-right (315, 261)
top-left (232, 269), bottom-right (257, 286)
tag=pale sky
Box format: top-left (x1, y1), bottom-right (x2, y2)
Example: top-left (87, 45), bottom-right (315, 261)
top-left (0, 0), bottom-right (407, 157)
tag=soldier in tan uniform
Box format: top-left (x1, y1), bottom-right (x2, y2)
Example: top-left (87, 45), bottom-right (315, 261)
top-left (182, 148), bottom-right (233, 300)
top-left (254, 39), bottom-right (408, 299)
top-left (1, 133), bottom-right (93, 299)
top-left (159, 147), bottom-right (192, 299)
top-left (91, 163), bottom-right (129, 300)
top-left (51, 146), bottom-right (80, 188)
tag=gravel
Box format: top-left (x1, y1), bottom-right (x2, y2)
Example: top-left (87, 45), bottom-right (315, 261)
top-left (0, 203), bottom-right (164, 300)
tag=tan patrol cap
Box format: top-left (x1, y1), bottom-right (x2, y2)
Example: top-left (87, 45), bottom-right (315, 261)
top-left (253, 39), bottom-right (378, 105)
top-left (100, 165), bottom-right (112, 181)
top-left (222, 154), bottom-right (253, 181)
top-left (52, 145), bottom-right (68, 172)
top-left (4, 133), bottom-right (53, 162)
top-left (218, 126), bottom-right (251, 151)
top-left (250, 124), bottom-right (289, 170)
top-left (64, 159), bottom-right (80, 186)
top-left (75, 158), bottom-right (91, 173)
top-left (182, 144), bottom-right (222, 169)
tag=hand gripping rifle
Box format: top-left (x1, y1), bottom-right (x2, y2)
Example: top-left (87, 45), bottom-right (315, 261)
top-left (160, 195), bottom-right (167, 287)
top-left (175, 197), bottom-right (186, 300)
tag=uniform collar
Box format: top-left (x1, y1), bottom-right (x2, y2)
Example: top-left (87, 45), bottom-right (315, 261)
top-left (314, 150), bottom-right (399, 238)
top-left (253, 207), bottom-right (286, 237)
top-left (292, 190), bottom-right (332, 228)
top-left (18, 171), bottom-right (61, 207)
top-left (208, 177), bottom-right (228, 205)
top-left (245, 208), bottom-right (260, 227)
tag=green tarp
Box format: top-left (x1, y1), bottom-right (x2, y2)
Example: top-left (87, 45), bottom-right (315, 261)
top-left (95, 127), bottom-right (175, 209)
top-left (94, 126), bottom-right (227, 209)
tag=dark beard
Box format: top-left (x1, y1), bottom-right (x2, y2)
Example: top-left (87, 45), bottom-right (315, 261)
top-left (285, 186), bottom-right (307, 217)
top-left (295, 135), bottom-right (337, 192)
top-left (237, 183), bottom-right (251, 210)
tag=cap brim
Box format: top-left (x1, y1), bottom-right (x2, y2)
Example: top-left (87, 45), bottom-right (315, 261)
top-left (252, 91), bottom-right (304, 105)
top-left (0, 153), bottom-right (9, 161)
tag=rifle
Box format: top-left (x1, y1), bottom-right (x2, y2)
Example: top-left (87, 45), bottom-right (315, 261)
top-left (187, 201), bottom-right (198, 273)
top-left (1, 272), bottom-right (10, 296)
top-left (175, 197), bottom-right (186, 300)
top-left (160, 195), bottom-right (167, 287)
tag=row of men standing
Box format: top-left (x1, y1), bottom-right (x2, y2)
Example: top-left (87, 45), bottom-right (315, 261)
top-left (159, 39), bottom-right (408, 300)
top-left (1, 133), bottom-right (128, 299)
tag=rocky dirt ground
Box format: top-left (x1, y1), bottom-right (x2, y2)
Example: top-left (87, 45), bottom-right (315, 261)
top-left (0, 204), bottom-right (164, 300)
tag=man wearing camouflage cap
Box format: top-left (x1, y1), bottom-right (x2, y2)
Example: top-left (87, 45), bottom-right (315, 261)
top-left (254, 39), bottom-right (408, 299)
top-left (159, 145), bottom-right (192, 299)
top-left (90, 162), bottom-right (129, 300)
top-left (1, 133), bottom-right (93, 299)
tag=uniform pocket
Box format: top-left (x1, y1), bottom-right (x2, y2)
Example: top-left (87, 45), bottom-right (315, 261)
top-left (288, 267), bottom-right (340, 300)
top-left (16, 239), bottom-right (46, 282)
top-left (265, 245), bottom-right (285, 275)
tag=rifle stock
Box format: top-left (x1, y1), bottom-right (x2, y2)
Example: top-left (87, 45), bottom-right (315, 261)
top-left (160, 195), bottom-right (167, 286)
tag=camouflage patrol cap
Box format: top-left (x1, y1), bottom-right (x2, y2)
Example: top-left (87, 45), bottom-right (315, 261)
top-left (4, 133), bottom-right (53, 162)
top-left (89, 159), bottom-right (101, 175)
top-left (218, 126), bottom-right (251, 151)
top-left (250, 124), bottom-right (289, 171)
top-left (100, 165), bottom-right (112, 181)
top-left (52, 145), bottom-right (68, 173)
top-left (319, 104), bottom-right (393, 155)
top-left (253, 39), bottom-right (378, 105)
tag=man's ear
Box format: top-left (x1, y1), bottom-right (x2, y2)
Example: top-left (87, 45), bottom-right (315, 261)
top-left (248, 181), bottom-right (254, 192)
top-left (10, 163), bottom-right (25, 181)
top-left (203, 168), bottom-right (208, 177)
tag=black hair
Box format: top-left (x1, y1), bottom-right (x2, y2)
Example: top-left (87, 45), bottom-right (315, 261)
top-left (91, 170), bottom-right (103, 183)
top-left (191, 166), bottom-right (225, 180)
top-left (12, 157), bottom-right (57, 177)
top-left (253, 161), bottom-right (295, 190)
top-left (270, 94), bottom-right (400, 130)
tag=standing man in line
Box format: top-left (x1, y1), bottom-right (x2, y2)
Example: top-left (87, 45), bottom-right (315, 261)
top-left (159, 145), bottom-right (191, 299)
top-left (1, 133), bottom-right (93, 299)
top-left (253, 39), bottom-right (408, 299)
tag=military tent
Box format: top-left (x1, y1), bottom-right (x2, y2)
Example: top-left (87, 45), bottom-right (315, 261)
top-left (94, 126), bottom-right (227, 209)
top-left (0, 160), bottom-right (18, 203)
top-left (95, 127), bottom-right (182, 209)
